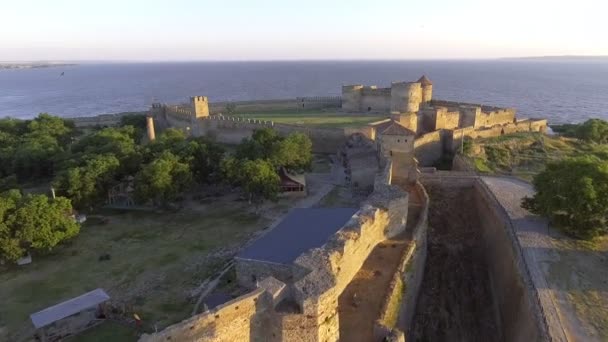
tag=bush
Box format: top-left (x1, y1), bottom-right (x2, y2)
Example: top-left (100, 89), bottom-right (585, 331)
top-left (522, 156), bottom-right (608, 239)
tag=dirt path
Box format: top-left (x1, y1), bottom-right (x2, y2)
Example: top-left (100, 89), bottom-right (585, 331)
top-left (482, 177), bottom-right (607, 342)
top-left (338, 236), bottom-right (410, 342)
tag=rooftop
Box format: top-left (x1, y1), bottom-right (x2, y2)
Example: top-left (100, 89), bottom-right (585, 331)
top-left (236, 208), bottom-right (358, 265)
top-left (30, 288), bottom-right (110, 329)
top-left (417, 75), bottom-right (433, 85)
top-left (380, 122), bottom-right (416, 136)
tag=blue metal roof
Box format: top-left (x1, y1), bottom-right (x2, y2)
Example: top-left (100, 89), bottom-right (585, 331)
top-left (237, 208), bottom-right (358, 265)
top-left (30, 288), bottom-right (110, 329)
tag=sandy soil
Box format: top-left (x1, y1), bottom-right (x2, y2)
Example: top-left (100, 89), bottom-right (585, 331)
top-left (338, 237), bottom-right (410, 342)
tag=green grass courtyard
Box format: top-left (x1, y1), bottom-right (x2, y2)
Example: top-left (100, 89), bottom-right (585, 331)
top-left (225, 109), bottom-right (386, 129)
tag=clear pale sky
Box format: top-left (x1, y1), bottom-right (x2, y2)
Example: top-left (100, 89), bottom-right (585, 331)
top-left (2, 0), bottom-right (607, 61)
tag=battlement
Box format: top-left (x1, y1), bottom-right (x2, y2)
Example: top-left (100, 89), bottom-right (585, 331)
top-left (190, 95), bottom-right (208, 103)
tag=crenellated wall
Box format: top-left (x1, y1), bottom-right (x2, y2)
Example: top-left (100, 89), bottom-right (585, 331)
top-left (374, 181), bottom-right (429, 341)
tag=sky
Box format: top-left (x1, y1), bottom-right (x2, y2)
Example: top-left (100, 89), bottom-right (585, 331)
top-left (1, 0), bottom-right (607, 61)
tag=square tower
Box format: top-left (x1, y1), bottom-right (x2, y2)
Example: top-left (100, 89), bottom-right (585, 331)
top-left (190, 96), bottom-right (210, 118)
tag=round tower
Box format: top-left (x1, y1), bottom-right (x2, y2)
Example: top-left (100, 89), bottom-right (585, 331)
top-left (417, 75), bottom-right (433, 103)
top-left (146, 115), bottom-right (156, 141)
top-left (391, 82), bottom-right (422, 113)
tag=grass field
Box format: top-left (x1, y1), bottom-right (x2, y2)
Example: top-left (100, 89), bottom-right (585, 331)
top-left (226, 110), bottom-right (386, 129)
top-left (0, 196), bottom-right (279, 341)
top-left (464, 132), bottom-right (608, 180)
top-left (68, 321), bottom-right (138, 342)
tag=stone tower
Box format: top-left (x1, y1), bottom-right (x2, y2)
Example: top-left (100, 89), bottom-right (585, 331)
top-left (418, 75), bottom-right (433, 103)
top-left (341, 85), bottom-right (364, 112)
top-left (390, 82), bottom-right (422, 113)
top-left (190, 96), bottom-right (210, 118)
top-left (146, 115), bottom-right (156, 141)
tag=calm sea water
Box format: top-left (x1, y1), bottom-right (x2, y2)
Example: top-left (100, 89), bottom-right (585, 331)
top-left (1, 61), bottom-right (607, 123)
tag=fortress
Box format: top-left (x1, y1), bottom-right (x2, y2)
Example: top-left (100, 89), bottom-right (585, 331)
top-left (73, 76), bottom-right (552, 341)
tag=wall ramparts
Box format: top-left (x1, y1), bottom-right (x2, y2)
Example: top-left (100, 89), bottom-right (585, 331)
top-left (139, 288), bottom-right (272, 342)
top-left (374, 181), bottom-right (429, 341)
top-left (416, 174), bottom-right (550, 341)
top-left (413, 131), bottom-right (444, 167)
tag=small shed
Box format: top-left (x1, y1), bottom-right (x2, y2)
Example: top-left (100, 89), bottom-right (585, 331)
top-left (278, 167), bottom-right (306, 196)
top-left (30, 288), bottom-right (110, 341)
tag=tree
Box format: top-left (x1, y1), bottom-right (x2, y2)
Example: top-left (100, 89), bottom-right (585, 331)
top-left (235, 128), bottom-right (312, 171)
top-left (0, 190), bottom-right (79, 262)
top-left (134, 152), bottom-right (193, 205)
top-left (575, 119), bottom-right (608, 144)
top-left (522, 156), bottom-right (608, 239)
top-left (1, 114), bottom-right (76, 181)
top-left (71, 126), bottom-right (142, 176)
top-left (271, 133), bottom-right (312, 171)
top-left (220, 158), bottom-right (280, 205)
top-left (188, 137), bottom-right (225, 183)
top-left (235, 128), bottom-right (282, 161)
top-left (54, 154), bottom-right (120, 210)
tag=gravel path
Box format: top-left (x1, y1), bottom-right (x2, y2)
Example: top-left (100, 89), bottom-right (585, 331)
top-left (481, 177), bottom-right (587, 342)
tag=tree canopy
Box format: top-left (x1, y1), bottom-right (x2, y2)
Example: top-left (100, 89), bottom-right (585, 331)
top-left (522, 156), bottom-right (608, 239)
top-left (0, 190), bottom-right (79, 262)
top-left (135, 151), bottom-right (193, 205)
top-left (575, 119), bottom-right (608, 144)
top-left (0, 114), bottom-right (75, 181)
top-left (236, 128), bottom-right (312, 171)
top-left (54, 154), bottom-right (120, 210)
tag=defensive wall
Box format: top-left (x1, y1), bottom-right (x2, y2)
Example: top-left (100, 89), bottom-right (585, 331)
top-left (419, 172), bottom-right (550, 341)
top-left (157, 110), bottom-right (373, 154)
top-left (140, 152), bottom-right (423, 341)
top-left (374, 181), bottom-right (429, 341)
top-left (448, 119), bottom-right (548, 152)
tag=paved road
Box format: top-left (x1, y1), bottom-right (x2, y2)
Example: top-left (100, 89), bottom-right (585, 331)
top-left (482, 177), bottom-right (582, 342)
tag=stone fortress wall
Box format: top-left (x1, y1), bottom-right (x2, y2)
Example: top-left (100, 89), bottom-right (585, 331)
top-left (420, 172), bottom-right (550, 341)
top-left (139, 143), bottom-right (423, 341)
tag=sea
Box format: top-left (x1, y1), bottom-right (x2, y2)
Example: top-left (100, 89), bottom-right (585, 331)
top-left (1, 60), bottom-right (607, 124)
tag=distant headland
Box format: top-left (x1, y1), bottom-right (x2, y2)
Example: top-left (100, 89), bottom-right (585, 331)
top-left (0, 62), bottom-right (77, 70)
top-left (502, 55), bottom-right (608, 61)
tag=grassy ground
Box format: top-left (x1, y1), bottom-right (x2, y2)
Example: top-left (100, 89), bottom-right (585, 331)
top-left (0, 196), bottom-right (281, 341)
top-left (68, 321), bottom-right (138, 342)
top-left (545, 236), bottom-right (608, 340)
top-left (463, 132), bottom-right (608, 181)
top-left (226, 110), bottom-right (385, 129)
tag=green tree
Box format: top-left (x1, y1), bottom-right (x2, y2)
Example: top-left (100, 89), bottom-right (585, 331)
top-left (134, 152), bottom-right (193, 205)
top-left (272, 133), bottom-right (312, 171)
top-left (1, 114), bottom-right (76, 181)
top-left (225, 159), bottom-right (281, 204)
top-left (522, 156), bottom-right (608, 239)
top-left (235, 128), bottom-right (282, 161)
top-left (575, 119), bottom-right (608, 144)
top-left (71, 126), bottom-right (142, 176)
top-left (55, 154), bottom-right (120, 210)
top-left (119, 114), bottom-right (148, 143)
top-left (188, 137), bottom-right (225, 183)
top-left (0, 190), bottom-right (79, 262)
